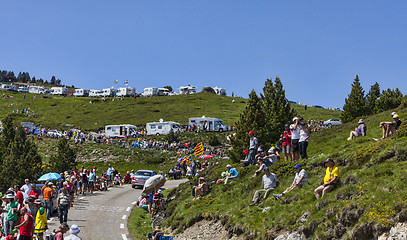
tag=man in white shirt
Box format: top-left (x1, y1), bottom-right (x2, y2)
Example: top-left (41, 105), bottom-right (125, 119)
top-left (250, 167), bottom-right (279, 206)
top-left (248, 131), bottom-right (258, 166)
top-left (20, 179), bottom-right (31, 199)
top-left (273, 164), bottom-right (308, 200)
top-left (290, 117), bottom-right (302, 161)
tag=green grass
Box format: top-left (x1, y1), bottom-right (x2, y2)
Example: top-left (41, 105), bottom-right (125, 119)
top-left (0, 90), bottom-right (339, 131)
top-left (128, 207), bottom-right (152, 239)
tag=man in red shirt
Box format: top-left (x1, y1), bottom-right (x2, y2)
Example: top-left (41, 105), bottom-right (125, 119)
top-left (14, 206), bottom-right (34, 240)
top-left (281, 124), bottom-right (292, 161)
top-left (14, 185), bottom-right (24, 206)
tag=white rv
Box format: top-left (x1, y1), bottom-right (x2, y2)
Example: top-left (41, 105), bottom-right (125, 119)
top-left (73, 89), bottom-right (89, 97)
top-left (213, 86), bottom-right (226, 96)
top-left (146, 119), bottom-right (180, 136)
top-left (157, 88), bottom-right (171, 96)
top-left (2, 85), bottom-right (16, 91)
top-left (18, 86), bottom-right (29, 93)
top-left (141, 87), bottom-right (158, 97)
top-left (50, 87), bottom-right (68, 95)
top-left (116, 87), bottom-right (135, 97)
top-left (89, 90), bottom-right (103, 97)
top-left (29, 86), bottom-right (45, 94)
top-left (188, 116), bottom-right (228, 132)
top-left (104, 124), bottom-right (138, 138)
top-left (179, 85), bottom-right (197, 95)
top-left (102, 88), bottom-right (116, 97)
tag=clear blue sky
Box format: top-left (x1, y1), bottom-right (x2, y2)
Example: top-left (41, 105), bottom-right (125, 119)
top-left (1, 1), bottom-right (406, 108)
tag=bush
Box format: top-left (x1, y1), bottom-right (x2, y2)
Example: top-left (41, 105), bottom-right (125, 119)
top-left (397, 122), bottom-right (407, 138)
top-left (208, 135), bottom-right (221, 146)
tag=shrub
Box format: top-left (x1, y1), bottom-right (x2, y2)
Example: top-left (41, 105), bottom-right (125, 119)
top-left (208, 135), bottom-right (221, 146)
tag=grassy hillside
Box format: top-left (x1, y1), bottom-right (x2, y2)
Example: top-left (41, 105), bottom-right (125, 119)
top-left (0, 90), bottom-right (339, 131)
top-left (129, 106), bottom-right (407, 239)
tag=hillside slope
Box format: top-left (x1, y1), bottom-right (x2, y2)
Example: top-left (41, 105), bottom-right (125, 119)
top-left (157, 106), bottom-right (407, 239)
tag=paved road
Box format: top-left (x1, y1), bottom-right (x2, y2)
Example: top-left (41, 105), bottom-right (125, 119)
top-left (46, 179), bottom-right (187, 240)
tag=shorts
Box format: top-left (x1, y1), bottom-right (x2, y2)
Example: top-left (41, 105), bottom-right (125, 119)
top-left (88, 181), bottom-right (94, 187)
top-left (291, 139), bottom-right (300, 152)
top-left (35, 232), bottom-right (44, 236)
top-left (282, 145), bottom-right (291, 154)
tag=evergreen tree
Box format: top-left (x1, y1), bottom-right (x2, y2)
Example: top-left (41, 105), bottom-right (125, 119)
top-left (341, 75), bottom-right (368, 123)
top-left (229, 90), bottom-right (265, 162)
top-left (163, 86), bottom-right (173, 92)
top-left (366, 82), bottom-right (380, 113)
top-left (375, 88), bottom-right (404, 112)
top-left (31, 76), bottom-right (36, 83)
top-left (49, 138), bottom-right (77, 174)
top-left (261, 77), bottom-right (295, 147)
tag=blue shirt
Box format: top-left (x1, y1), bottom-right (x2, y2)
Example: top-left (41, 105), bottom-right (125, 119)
top-left (89, 172), bottom-right (96, 182)
top-left (229, 168), bottom-right (238, 177)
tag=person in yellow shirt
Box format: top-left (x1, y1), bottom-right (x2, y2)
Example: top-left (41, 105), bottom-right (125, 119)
top-left (314, 158), bottom-right (338, 199)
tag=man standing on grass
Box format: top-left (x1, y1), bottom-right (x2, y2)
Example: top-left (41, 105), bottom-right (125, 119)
top-left (250, 167), bottom-right (279, 206)
top-left (248, 131), bottom-right (258, 166)
top-left (314, 158), bottom-right (339, 199)
top-left (290, 117), bottom-right (301, 161)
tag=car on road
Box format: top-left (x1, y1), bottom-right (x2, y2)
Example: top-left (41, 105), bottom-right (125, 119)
top-left (323, 119), bottom-right (342, 127)
top-left (47, 130), bottom-right (64, 138)
top-left (131, 170), bottom-right (157, 189)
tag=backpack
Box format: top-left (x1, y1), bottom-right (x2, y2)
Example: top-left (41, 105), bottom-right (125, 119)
top-left (45, 230), bottom-right (61, 240)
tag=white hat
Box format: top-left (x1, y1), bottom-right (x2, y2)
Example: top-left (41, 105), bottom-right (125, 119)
top-left (6, 194), bottom-right (14, 199)
top-left (226, 164), bottom-right (232, 168)
top-left (48, 182), bottom-right (53, 186)
top-left (70, 224), bottom-right (80, 234)
top-left (293, 117), bottom-right (299, 121)
top-left (268, 148), bottom-right (274, 153)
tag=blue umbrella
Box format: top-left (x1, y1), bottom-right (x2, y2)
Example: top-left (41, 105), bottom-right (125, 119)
top-left (38, 172), bottom-right (61, 181)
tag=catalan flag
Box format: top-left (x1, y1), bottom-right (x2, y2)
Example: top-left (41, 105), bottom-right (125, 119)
top-left (194, 142), bottom-right (204, 156)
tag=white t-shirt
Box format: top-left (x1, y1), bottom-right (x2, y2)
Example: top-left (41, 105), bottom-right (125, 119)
top-left (290, 124), bottom-right (301, 140)
top-left (294, 169), bottom-right (308, 185)
top-left (262, 173), bottom-right (278, 189)
top-left (299, 130), bottom-right (308, 142)
top-left (249, 136), bottom-right (258, 150)
top-left (20, 184), bottom-right (31, 198)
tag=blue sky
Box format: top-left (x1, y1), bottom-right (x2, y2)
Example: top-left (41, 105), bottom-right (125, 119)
top-left (1, 1), bottom-right (406, 108)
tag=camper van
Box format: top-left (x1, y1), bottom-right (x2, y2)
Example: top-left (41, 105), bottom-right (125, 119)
top-left (141, 87), bottom-right (158, 97)
top-left (73, 89), bottom-right (89, 97)
top-left (20, 122), bottom-right (35, 134)
top-left (89, 90), bottom-right (103, 97)
top-left (116, 87), bottom-right (135, 97)
top-left (188, 116), bottom-right (228, 132)
top-left (29, 86), bottom-right (45, 94)
top-left (102, 88), bottom-right (116, 97)
top-left (179, 85), bottom-right (197, 95)
top-left (2, 85), bottom-right (16, 91)
top-left (104, 124), bottom-right (138, 138)
top-left (18, 86), bottom-right (29, 93)
top-left (146, 119), bottom-right (180, 136)
top-left (50, 87), bottom-right (68, 95)
top-left (157, 88), bottom-right (171, 96)
top-left (213, 86), bottom-right (226, 96)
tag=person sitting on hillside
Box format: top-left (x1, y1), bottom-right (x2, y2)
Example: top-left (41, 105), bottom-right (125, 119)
top-left (224, 165), bottom-right (238, 184)
top-left (250, 167), bottom-right (279, 206)
top-left (314, 158), bottom-right (339, 200)
top-left (137, 193), bottom-right (149, 211)
top-left (264, 147), bottom-right (279, 166)
top-left (151, 190), bottom-right (165, 215)
top-left (273, 164), bottom-right (308, 200)
top-left (240, 150), bottom-right (251, 167)
top-left (251, 158), bottom-right (266, 178)
top-left (348, 119), bottom-right (367, 140)
top-left (192, 177), bottom-right (210, 200)
top-left (379, 113), bottom-right (402, 139)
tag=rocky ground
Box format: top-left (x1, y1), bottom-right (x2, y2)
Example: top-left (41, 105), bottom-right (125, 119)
top-left (173, 220), bottom-right (245, 240)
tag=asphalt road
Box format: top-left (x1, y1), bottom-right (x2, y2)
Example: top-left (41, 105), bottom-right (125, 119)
top-left (46, 179), bottom-right (187, 240)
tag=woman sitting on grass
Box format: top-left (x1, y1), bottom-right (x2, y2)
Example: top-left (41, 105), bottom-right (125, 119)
top-left (193, 177), bottom-right (209, 200)
top-left (348, 119), bottom-right (366, 140)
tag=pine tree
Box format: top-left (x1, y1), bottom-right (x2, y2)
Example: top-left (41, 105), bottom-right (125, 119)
top-left (50, 76), bottom-right (56, 85)
top-left (341, 75), bottom-right (368, 123)
top-left (49, 138), bottom-right (77, 174)
top-left (229, 90), bottom-right (265, 161)
top-left (261, 77), bottom-right (295, 147)
top-left (366, 82), bottom-right (381, 113)
top-left (375, 88), bottom-right (404, 112)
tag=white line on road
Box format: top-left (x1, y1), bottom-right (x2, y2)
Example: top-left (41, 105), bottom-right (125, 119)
top-left (122, 215), bottom-right (127, 220)
top-left (120, 223), bottom-right (125, 229)
top-left (49, 218), bottom-right (53, 222)
top-left (132, 201), bottom-right (137, 205)
top-left (121, 234), bottom-right (128, 240)
top-left (79, 197), bottom-right (84, 200)
top-left (126, 207), bottom-right (131, 212)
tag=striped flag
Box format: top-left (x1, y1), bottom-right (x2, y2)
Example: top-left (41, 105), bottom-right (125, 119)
top-left (194, 142), bottom-right (204, 156)
top-left (125, 80), bottom-right (128, 84)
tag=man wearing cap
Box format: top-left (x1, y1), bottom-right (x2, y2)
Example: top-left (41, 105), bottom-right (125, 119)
top-left (53, 222), bottom-right (69, 240)
top-left (314, 158), bottom-right (339, 199)
top-left (250, 167), bottom-right (279, 206)
top-left (348, 119), bottom-right (367, 140)
top-left (240, 150), bottom-right (251, 167)
top-left (42, 182), bottom-right (54, 219)
top-left (224, 164), bottom-right (238, 184)
top-left (20, 179), bottom-right (32, 199)
top-left (273, 164), bottom-right (308, 200)
top-left (64, 224), bottom-right (82, 240)
top-left (380, 113), bottom-right (402, 139)
top-left (4, 193), bottom-right (19, 236)
top-left (290, 117), bottom-right (302, 161)
top-left (281, 124), bottom-right (292, 161)
top-left (248, 131), bottom-right (258, 166)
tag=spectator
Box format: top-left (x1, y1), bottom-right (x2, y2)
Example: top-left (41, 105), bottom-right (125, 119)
top-left (14, 206), bottom-right (34, 240)
top-left (281, 124), bottom-right (292, 161)
top-left (251, 158), bottom-right (266, 178)
top-left (240, 150), bottom-right (251, 167)
top-left (124, 171), bottom-right (131, 184)
top-left (53, 223), bottom-right (70, 240)
top-left (264, 148), bottom-right (279, 166)
top-left (106, 164), bottom-right (115, 187)
top-left (192, 177), bottom-right (209, 200)
top-left (152, 226), bottom-right (163, 240)
top-left (20, 179), bottom-right (32, 199)
top-left (379, 113), bottom-right (402, 139)
top-left (64, 224), bottom-right (82, 240)
top-left (314, 158), bottom-right (339, 199)
top-left (224, 165), bottom-right (238, 184)
top-left (42, 182), bottom-right (54, 219)
top-left (248, 131), bottom-right (258, 166)
top-left (34, 199), bottom-right (47, 240)
top-left (273, 164), bottom-right (308, 199)
top-left (250, 167), bottom-right (279, 206)
top-left (4, 193), bottom-right (19, 237)
top-left (57, 185), bottom-right (71, 224)
top-left (348, 119), bottom-right (367, 140)
top-left (15, 185), bottom-right (24, 206)
top-left (290, 117), bottom-right (301, 161)
top-left (88, 169), bottom-right (96, 195)
top-left (137, 193), bottom-right (149, 211)
top-left (299, 122), bottom-right (310, 159)
top-left (28, 183), bottom-right (40, 201)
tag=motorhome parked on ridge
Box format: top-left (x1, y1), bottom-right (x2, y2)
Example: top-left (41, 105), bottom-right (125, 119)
top-left (189, 116), bottom-right (228, 132)
top-left (146, 119), bottom-right (180, 135)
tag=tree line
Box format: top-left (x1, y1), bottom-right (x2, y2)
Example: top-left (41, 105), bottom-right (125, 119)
top-left (341, 75), bottom-right (405, 123)
top-left (0, 69), bottom-right (68, 87)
